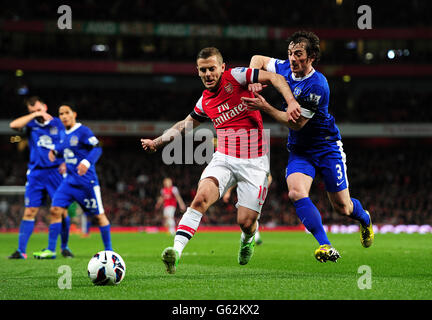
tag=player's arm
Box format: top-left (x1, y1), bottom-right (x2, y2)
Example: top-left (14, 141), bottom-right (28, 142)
top-left (141, 114), bottom-right (201, 153)
top-left (77, 133), bottom-right (102, 176)
top-left (256, 70), bottom-right (301, 122)
top-left (9, 111), bottom-right (53, 131)
top-left (242, 92), bottom-right (309, 130)
top-left (247, 55), bottom-right (274, 94)
top-left (155, 194), bottom-right (163, 210)
top-left (249, 55), bottom-right (272, 71)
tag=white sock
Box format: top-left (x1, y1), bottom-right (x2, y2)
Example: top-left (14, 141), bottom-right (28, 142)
top-left (173, 207), bottom-right (203, 257)
top-left (255, 230), bottom-right (261, 241)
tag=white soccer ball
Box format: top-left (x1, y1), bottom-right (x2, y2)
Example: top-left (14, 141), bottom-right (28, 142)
top-left (87, 250), bottom-right (126, 285)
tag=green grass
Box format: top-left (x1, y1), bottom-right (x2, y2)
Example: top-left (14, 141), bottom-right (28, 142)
top-left (1, 231), bottom-right (431, 300)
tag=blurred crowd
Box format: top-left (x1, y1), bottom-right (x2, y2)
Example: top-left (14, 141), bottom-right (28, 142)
top-left (1, 139), bottom-right (431, 229)
top-left (2, 0), bottom-right (430, 27)
top-left (2, 84), bottom-right (432, 123)
top-left (1, 1), bottom-right (431, 64)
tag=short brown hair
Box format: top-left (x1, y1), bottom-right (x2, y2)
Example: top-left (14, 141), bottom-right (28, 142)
top-left (196, 47), bottom-right (223, 65)
top-left (287, 30), bottom-right (321, 65)
top-left (25, 96), bottom-right (44, 106)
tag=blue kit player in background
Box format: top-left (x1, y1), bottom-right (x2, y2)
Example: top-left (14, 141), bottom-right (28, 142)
top-left (242, 30), bottom-right (374, 262)
top-left (8, 96), bottom-right (73, 259)
top-left (33, 104), bottom-right (112, 259)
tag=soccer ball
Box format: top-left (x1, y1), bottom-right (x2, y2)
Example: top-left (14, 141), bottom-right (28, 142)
top-left (87, 250), bottom-right (126, 285)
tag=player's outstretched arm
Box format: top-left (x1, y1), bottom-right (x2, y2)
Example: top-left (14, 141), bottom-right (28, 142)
top-left (249, 55), bottom-right (272, 71)
top-left (141, 114), bottom-right (201, 153)
top-left (9, 110), bottom-right (53, 131)
top-left (242, 92), bottom-right (308, 131)
top-left (256, 71), bottom-right (301, 123)
top-left (247, 55), bottom-right (272, 93)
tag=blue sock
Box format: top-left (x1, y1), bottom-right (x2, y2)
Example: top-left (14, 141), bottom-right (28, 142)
top-left (86, 220), bottom-right (91, 234)
top-left (350, 198), bottom-right (370, 227)
top-left (18, 220), bottom-right (35, 253)
top-left (61, 216), bottom-right (71, 250)
top-left (99, 225), bottom-right (112, 251)
top-left (47, 222), bottom-right (62, 252)
top-left (294, 197), bottom-right (331, 246)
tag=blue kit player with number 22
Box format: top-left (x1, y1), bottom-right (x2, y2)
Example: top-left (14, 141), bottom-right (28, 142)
top-left (33, 104), bottom-right (112, 259)
top-left (242, 30), bottom-right (374, 263)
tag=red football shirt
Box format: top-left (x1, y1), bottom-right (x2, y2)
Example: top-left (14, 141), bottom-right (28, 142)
top-left (191, 67), bottom-right (269, 159)
top-left (161, 186), bottom-right (179, 208)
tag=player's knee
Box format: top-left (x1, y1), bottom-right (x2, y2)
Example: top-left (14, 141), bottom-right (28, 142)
top-left (288, 189), bottom-right (307, 203)
top-left (49, 206), bottom-right (63, 218)
top-left (23, 207), bottom-right (38, 220)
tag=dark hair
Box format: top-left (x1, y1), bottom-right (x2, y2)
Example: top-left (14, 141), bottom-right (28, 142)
top-left (196, 47), bottom-right (223, 64)
top-left (25, 96), bottom-right (45, 106)
top-left (59, 102), bottom-right (78, 113)
top-left (287, 30), bottom-right (321, 65)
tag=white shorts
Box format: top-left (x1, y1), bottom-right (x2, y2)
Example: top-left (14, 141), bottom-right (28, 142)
top-left (199, 151), bottom-right (270, 214)
top-left (163, 206), bottom-right (176, 218)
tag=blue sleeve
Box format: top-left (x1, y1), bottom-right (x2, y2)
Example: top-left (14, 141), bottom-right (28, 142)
top-left (85, 146), bottom-right (102, 165)
top-left (302, 84), bottom-right (327, 113)
top-left (82, 127), bottom-right (102, 165)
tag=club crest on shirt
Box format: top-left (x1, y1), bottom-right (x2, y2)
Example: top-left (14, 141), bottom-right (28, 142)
top-left (49, 126), bottom-right (58, 135)
top-left (293, 87), bottom-right (302, 98)
top-left (224, 82), bottom-right (233, 94)
top-left (70, 135), bottom-right (79, 146)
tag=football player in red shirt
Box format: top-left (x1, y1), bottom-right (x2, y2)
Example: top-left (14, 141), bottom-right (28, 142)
top-left (155, 178), bottom-right (186, 236)
top-left (142, 47), bottom-right (300, 274)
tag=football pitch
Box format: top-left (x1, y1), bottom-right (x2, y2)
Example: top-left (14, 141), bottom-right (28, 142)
top-left (1, 231), bottom-right (431, 300)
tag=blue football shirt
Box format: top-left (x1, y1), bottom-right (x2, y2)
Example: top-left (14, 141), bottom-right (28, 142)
top-left (55, 123), bottom-right (102, 186)
top-left (267, 58), bottom-right (341, 150)
top-left (25, 117), bottom-right (65, 170)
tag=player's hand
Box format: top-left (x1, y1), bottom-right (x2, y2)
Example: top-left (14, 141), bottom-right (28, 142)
top-left (248, 83), bottom-right (267, 93)
top-left (241, 92), bottom-right (269, 112)
top-left (286, 99), bottom-right (301, 123)
top-left (141, 139), bottom-right (157, 153)
top-left (180, 204), bottom-right (186, 212)
top-left (36, 110), bottom-right (53, 122)
top-left (77, 163), bottom-right (89, 176)
top-left (58, 162), bottom-right (66, 174)
top-left (48, 150), bottom-right (57, 162)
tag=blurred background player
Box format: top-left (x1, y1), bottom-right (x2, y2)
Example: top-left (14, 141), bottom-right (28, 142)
top-left (223, 174), bottom-right (273, 245)
top-left (8, 96), bottom-right (73, 259)
top-left (33, 104), bottom-right (112, 259)
top-left (142, 47), bottom-right (300, 274)
top-left (243, 30), bottom-right (374, 263)
top-left (155, 177), bottom-right (186, 235)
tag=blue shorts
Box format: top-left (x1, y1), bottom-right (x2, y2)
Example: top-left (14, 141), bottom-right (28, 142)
top-left (52, 180), bottom-right (105, 216)
top-left (25, 167), bottom-right (63, 207)
top-left (285, 140), bottom-right (348, 193)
